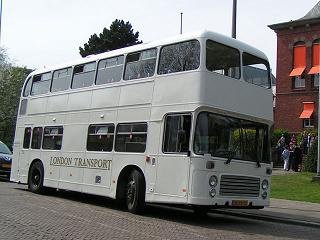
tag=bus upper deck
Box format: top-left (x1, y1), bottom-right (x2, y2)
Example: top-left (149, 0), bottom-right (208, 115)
top-left (19, 31), bottom-right (273, 123)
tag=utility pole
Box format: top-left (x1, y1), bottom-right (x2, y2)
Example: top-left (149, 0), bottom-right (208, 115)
top-left (232, 0), bottom-right (237, 39)
top-left (315, 72), bottom-right (320, 181)
top-left (0, 0), bottom-right (3, 44)
top-left (180, 12), bottom-right (183, 35)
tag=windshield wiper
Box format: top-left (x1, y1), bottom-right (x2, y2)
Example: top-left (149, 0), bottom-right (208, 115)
top-left (224, 150), bottom-right (235, 165)
top-left (256, 159), bottom-right (261, 168)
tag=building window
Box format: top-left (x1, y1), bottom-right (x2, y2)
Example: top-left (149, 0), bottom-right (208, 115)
top-left (31, 127), bottom-right (43, 149)
top-left (308, 39), bottom-right (320, 83)
top-left (303, 118), bottom-right (314, 128)
top-left (289, 42), bottom-right (306, 78)
top-left (23, 127), bottom-right (32, 149)
top-left (163, 114), bottom-right (191, 153)
top-left (42, 126), bottom-right (63, 150)
top-left (87, 124), bottom-right (114, 152)
top-left (293, 76), bottom-right (305, 88)
top-left (313, 74), bottom-right (319, 87)
top-left (115, 123), bottom-right (147, 152)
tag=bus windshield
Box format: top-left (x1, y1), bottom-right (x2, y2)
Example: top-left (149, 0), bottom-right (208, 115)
top-left (194, 112), bottom-right (270, 163)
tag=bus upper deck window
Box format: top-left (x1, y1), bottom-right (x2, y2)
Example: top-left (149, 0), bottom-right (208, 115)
top-left (206, 40), bottom-right (240, 79)
top-left (158, 40), bottom-right (200, 75)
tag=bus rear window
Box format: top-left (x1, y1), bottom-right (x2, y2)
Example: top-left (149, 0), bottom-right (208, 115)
top-left (158, 40), bottom-right (200, 75)
top-left (206, 40), bottom-right (240, 79)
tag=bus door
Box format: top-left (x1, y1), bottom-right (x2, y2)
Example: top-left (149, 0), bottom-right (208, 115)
top-left (155, 114), bottom-right (191, 200)
top-left (18, 125), bottom-right (33, 181)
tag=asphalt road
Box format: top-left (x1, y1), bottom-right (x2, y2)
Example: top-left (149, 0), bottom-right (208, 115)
top-left (0, 179), bottom-right (319, 240)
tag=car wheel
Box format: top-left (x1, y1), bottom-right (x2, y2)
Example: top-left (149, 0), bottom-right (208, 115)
top-left (28, 161), bottom-right (45, 193)
top-left (125, 170), bottom-right (145, 214)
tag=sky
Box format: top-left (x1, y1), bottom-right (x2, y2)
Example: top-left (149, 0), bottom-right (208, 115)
top-left (1, 0), bottom-right (319, 76)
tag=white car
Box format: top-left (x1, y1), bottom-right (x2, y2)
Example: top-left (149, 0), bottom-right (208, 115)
top-left (0, 141), bottom-right (12, 179)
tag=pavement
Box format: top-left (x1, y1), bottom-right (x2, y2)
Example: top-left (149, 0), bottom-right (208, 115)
top-left (214, 168), bottom-right (320, 228)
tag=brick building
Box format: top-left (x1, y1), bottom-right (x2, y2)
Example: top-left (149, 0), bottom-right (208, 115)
top-left (269, 2), bottom-right (320, 133)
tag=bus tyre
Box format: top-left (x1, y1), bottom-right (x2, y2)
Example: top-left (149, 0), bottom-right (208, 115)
top-left (28, 161), bottom-right (45, 194)
top-left (126, 170), bottom-right (145, 214)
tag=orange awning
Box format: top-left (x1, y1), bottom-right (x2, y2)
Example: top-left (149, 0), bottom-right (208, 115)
top-left (289, 45), bottom-right (306, 77)
top-left (299, 102), bottom-right (314, 119)
top-left (308, 44), bottom-right (320, 75)
top-left (308, 66), bottom-right (320, 74)
top-left (289, 67), bottom-right (305, 77)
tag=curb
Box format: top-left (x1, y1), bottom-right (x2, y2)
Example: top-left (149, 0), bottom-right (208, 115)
top-left (211, 209), bottom-right (320, 228)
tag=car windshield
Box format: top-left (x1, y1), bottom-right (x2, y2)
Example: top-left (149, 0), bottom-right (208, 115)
top-left (193, 112), bottom-right (270, 163)
top-left (0, 142), bottom-right (12, 154)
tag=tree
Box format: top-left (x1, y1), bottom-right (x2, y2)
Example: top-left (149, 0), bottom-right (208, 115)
top-left (0, 48), bottom-right (31, 148)
top-left (79, 19), bottom-right (142, 57)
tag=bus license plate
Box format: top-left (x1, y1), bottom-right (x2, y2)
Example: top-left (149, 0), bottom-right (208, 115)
top-left (231, 200), bottom-right (248, 207)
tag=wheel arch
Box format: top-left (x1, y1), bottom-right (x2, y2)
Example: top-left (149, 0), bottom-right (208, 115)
top-left (116, 165), bottom-right (146, 201)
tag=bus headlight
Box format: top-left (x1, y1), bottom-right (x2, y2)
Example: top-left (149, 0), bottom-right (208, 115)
top-left (209, 188), bottom-right (216, 197)
top-left (262, 191), bottom-right (268, 199)
top-left (261, 179), bottom-right (269, 190)
top-left (209, 175), bottom-right (218, 187)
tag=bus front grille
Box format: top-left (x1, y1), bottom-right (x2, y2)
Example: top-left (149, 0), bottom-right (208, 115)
top-left (219, 175), bottom-right (260, 197)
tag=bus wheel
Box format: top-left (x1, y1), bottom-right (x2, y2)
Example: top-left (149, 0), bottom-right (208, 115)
top-left (125, 170), bottom-right (145, 214)
top-left (28, 161), bottom-right (45, 194)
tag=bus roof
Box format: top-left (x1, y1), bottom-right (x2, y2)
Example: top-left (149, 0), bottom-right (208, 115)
top-left (31, 30), bottom-right (268, 76)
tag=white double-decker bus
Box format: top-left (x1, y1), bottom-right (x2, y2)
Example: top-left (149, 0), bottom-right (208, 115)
top-left (11, 31), bottom-right (273, 214)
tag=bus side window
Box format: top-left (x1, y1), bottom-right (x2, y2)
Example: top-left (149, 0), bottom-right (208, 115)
top-left (23, 77), bottom-right (32, 97)
top-left (124, 49), bottom-right (157, 80)
top-left (96, 56), bottom-right (124, 85)
top-left (158, 40), bottom-right (200, 75)
top-left (87, 124), bottom-right (115, 151)
top-left (72, 62), bottom-right (96, 89)
top-left (31, 72), bottom-right (52, 96)
top-left (23, 127), bottom-right (32, 149)
top-left (52, 67), bottom-right (72, 92)
top-left (163, 114), bottom-right (191, 153)
top-left (31, 127), bottom-right (43, 149)
top-left (206, 40), bottom-right (241, 79)
top-left (115, 123), bottom-right (147, 152)
top-left (42, 126), bottom-right (63, 150)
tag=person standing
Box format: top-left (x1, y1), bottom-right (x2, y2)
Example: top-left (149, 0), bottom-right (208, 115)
top-left (281, 145), bottom-right (290, 171)
top-left (293, 145), bottom-right (302, 172)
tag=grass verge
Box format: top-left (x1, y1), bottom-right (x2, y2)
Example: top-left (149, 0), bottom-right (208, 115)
top-left (271, 172), bottom-right (320, 204)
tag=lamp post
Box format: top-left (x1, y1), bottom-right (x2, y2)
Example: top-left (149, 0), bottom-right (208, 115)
top-left (232, 0), bottom-right (237, 38)
top-left (180, 12), bottom-right (183, 35)
top-left (316, 72), bottom-right (320, 181)
top-left (0, 0), bottom-right (3, 44)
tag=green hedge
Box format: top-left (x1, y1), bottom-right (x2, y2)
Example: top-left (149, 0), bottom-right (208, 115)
top-left (303, 140), bottom-right (318, 173)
